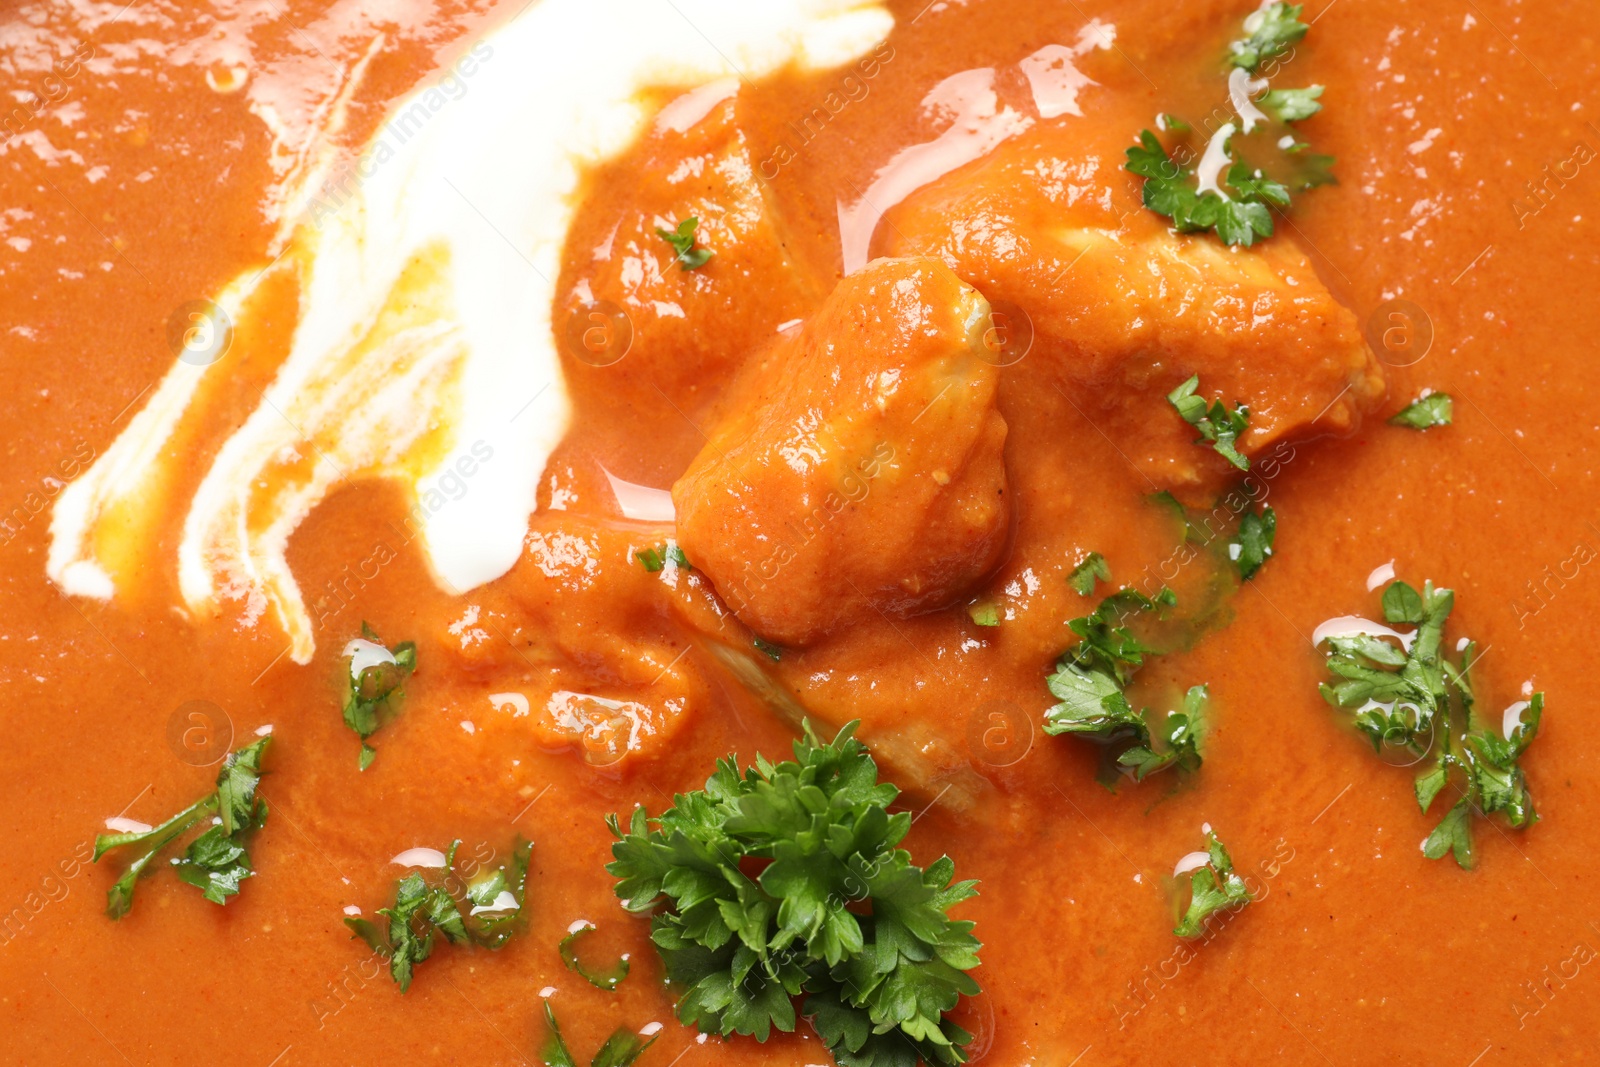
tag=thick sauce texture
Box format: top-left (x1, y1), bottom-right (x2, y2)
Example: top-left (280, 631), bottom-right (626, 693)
top-left (3, 1), bottom-right (1600, 1065)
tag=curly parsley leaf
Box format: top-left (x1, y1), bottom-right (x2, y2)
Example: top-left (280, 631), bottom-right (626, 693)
top-left (1319, 579), bottom-right (1543, 869)
top-left (1068, 551), bottom-right (1111, 597)
top-left (1126, 132), bottom-right (1280, 247)
top-left (605, 721), bottom-right (980, 1066)
top-left (347, 837), bottom-right (532, 991)
top-left (343, 625), bottom-right (417, 770)
top-left (1044, 588), bottom-right (1205, 782)
top-left (1173, 829), bottom-right (1254, 938)
top-left (656, 216), bottom-right (713, 271)
top-left (1168, 375), bottom-right (1251, 471)
top-left (1229, 505), bottom-right (1276, 581)
top-left (1389, 392), bottom-right (1453, 430)
top-left (1119, 686), bottom-right (1208, 780)
top-left (1258, 85), bottom-right (1324, 122)
top-left (93, 738), bottom-right (271, 919)
top-left (1318, 579), bottom-right (1451, 751)
top-left (561, 921), bottom-right (632, 991)
top-left (1227, 1), bottom-right (1310, 72)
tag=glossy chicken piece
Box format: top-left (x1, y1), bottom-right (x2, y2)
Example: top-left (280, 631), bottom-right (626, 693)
top-left (432, 512), bottom-right (720, 769)
top-left (553, 93), bottom-right (826, 437)
top-left (880, 122), bottom-right (1385, 491)
top-left (673, 257), bottom-right (1011, 646)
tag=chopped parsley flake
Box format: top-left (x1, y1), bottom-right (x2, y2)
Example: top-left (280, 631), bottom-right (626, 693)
top-left (637, 541), bottom-right (692, 572)
top-left (1125, 133), bottom-right (1284, 247)
top-left (656, 217), bottom-right (713, 271)
top-left (1389, 392), bottom-right (1453, 430)
top-left (752, 636), bottom-right (783, 661)
top-left (1230, 505), bottom-right (1277, 581)
top-left (343, 625), bottom-right (416, 770)
top-left (1317, 577), bottom-right (1543, 869)
top-left (1068, 551), bottom-right (1111, 597)
top-left (1127, 2), bottom-right (1331, 246)
top-left (1168, 375), bottom-right (1251, 470)
top-left (560, 922), bottom-right (631, 991)
top-left (93, 738), bottom-right (271, 918)
top-left (967, 600), bottom-right (1001, 626)
top-left (541, 1001), bottom-right (655, 1067)
top-left (1173, 829), bottom-right (1253, 938)
top-left (346, 837), bottom-right (532, 991)
top-left (1044, 588), bottom-right (1207, 781)
top-left (1227, 2), bottom-right (1310, 73)
top-left (1258, 85), bottom-right (1324, 122)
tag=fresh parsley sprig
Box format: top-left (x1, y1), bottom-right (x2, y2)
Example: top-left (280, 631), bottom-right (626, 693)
top-left (1173, 828), bottom-right (1253, 938)
top-left (656, 217), bottom-right (713, 271)
top-left (1317, 578), bottom-right (1543, 869)
top-left (606, 721), bottom-right (981, 1067)
top-left (346, 837), bottom-right (532, 991)
top-left (1044, 586), bottom-right (1207, 781)
top-left (343, 623), bottom-right (416, 770)
top-left (1168, 375), bottom-right (1251, 470)
top-left (93, 737), bottom-right (271, 918)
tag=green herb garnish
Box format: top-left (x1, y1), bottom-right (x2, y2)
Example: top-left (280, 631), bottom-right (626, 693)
top-left (1119, 686), bottom-right (1208, 781)
top-left (656, 217), bottom-right (713, 271)
top-left (1319, 579), bottom-right (1452, 751)
top-left (346, 837), bottom-right (532, 991)
top-left (1127, 2), bottom-right (1330, 246)
top-left (752, 636), bottom-right (783, 661)
top-left (540, 1002), bottom-right (655, 1067)
top-left (636, 541), bottom-right (692, 573)
top-left (1318, 578), bottom-right (1543, 869)
top-left (1125, 133), bottom-right (1284, 247)
top-left (1173, 828), bottom-right (1253, 938)
top-left (1258, 86), bottom-right (1323, 122)
top-left (967, 600), bottom-right (1001, 627)
top-left (560, 922), bottom-right (631, 991)
top-left (344, 623), bottom-right (416, 770)
top-left (606, 721), bottom-right (980, 1065)
top-left (1389, 392), bottom-right (1453, 430)
top-left (93, 738), bottom-right (271, 918)
top-left (1168, 375), bottom-right (1251, 470)
top-left (1044, 588), bottom-right (1206, 781)
top-left (1227, 1), bottom-right (1309, 72)
top-left (1229, 505), bottom-right (1276, 581)
top-left (1068, 551), bottom-right (1111, 597)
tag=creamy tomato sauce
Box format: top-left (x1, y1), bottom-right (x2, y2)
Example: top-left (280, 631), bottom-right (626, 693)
top-left (3, 1), bottom-right (1599, 1065)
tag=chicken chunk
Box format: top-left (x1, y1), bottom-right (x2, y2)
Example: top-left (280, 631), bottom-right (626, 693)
top-left (433, 512), bottom-right (716, 768)
top-left (672, 257), bottom-right (1010, 646)
top-left (879, 121), bottom-right (1385, 491)
top-left (553, 92), bottom-right (828, 481)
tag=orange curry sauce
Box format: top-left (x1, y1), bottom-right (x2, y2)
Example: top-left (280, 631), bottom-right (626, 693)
top-left (3, 1), bottom-right (1599, 1065)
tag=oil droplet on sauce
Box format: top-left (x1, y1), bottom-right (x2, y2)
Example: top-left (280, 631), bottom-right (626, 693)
top-left (205, 62), bottom-right (249, 94)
